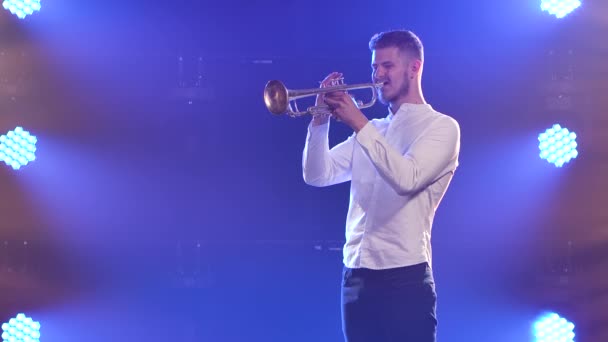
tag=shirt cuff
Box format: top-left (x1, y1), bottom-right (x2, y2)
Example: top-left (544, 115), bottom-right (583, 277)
top-left (306, 120), bottom-right (330, 146)
top-left (308, 120), bottom-right (330, 133)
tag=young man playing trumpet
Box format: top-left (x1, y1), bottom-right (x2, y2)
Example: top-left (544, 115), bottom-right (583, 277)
top-left (302, 29), bottom-right (460, 342)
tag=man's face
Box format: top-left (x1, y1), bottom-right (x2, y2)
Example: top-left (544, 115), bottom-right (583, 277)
top-left (371, 47), bottom-right (411, 105)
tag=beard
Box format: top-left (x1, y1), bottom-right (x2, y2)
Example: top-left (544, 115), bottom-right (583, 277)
top-left (378, 77), bottom-right (410, 105)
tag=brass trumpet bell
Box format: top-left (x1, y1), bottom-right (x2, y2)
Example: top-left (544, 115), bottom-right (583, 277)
top-left (264, 80), bottom-right (290, 115)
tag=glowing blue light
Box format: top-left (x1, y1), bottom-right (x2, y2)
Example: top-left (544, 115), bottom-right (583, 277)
top-left (2, 0), bottom-right (41, 19)
top-left (0, 127), bottom-right (37, 170)
top-left (533, 312), bottom-right (575, 342)
top-left (541, 0), bottom-right (581, 19)
top-left (539, 124), bottom-right (578, 167)
top-left (2, 314), bottom-right (40, 342)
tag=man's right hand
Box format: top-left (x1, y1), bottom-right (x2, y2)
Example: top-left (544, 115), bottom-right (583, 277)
top-left (312, 72), bottom-right (343, 126)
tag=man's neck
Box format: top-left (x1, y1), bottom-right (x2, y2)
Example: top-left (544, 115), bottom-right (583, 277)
top-left (389, 82), bottom-right (426, 114)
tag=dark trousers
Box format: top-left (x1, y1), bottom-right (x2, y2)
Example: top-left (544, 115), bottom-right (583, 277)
top-left (341, 262), bottom-right (437, 342)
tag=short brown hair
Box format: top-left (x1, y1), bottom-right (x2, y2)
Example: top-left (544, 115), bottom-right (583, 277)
top-left (368, 29), bottom-right (424, 61)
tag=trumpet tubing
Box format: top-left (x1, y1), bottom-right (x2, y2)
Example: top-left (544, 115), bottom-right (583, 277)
top-left (263, 78), bottom-right (383, 117)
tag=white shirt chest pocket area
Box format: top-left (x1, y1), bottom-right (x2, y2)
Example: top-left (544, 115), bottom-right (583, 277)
top-left (387, 117), bottom-right (436, 155)
top-left (391, 135), bottom-right (417, 157)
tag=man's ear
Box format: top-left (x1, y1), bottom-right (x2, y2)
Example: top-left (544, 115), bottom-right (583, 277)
top-left (411, 59), bottom-right (422, 74)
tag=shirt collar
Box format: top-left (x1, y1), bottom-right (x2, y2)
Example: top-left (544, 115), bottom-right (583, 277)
top-left (387, 103), bottom-right (432, 121)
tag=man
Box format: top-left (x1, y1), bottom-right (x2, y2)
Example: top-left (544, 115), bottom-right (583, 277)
top-left (302, 29), bottom-right (460, 341)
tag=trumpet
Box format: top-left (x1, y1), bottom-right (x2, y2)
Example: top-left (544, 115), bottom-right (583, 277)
top-left (263, 78), bottom-right (384, 117)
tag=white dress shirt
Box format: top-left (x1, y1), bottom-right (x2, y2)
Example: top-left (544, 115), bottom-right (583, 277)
top-left (302, 103), bottom-right (460, 270)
